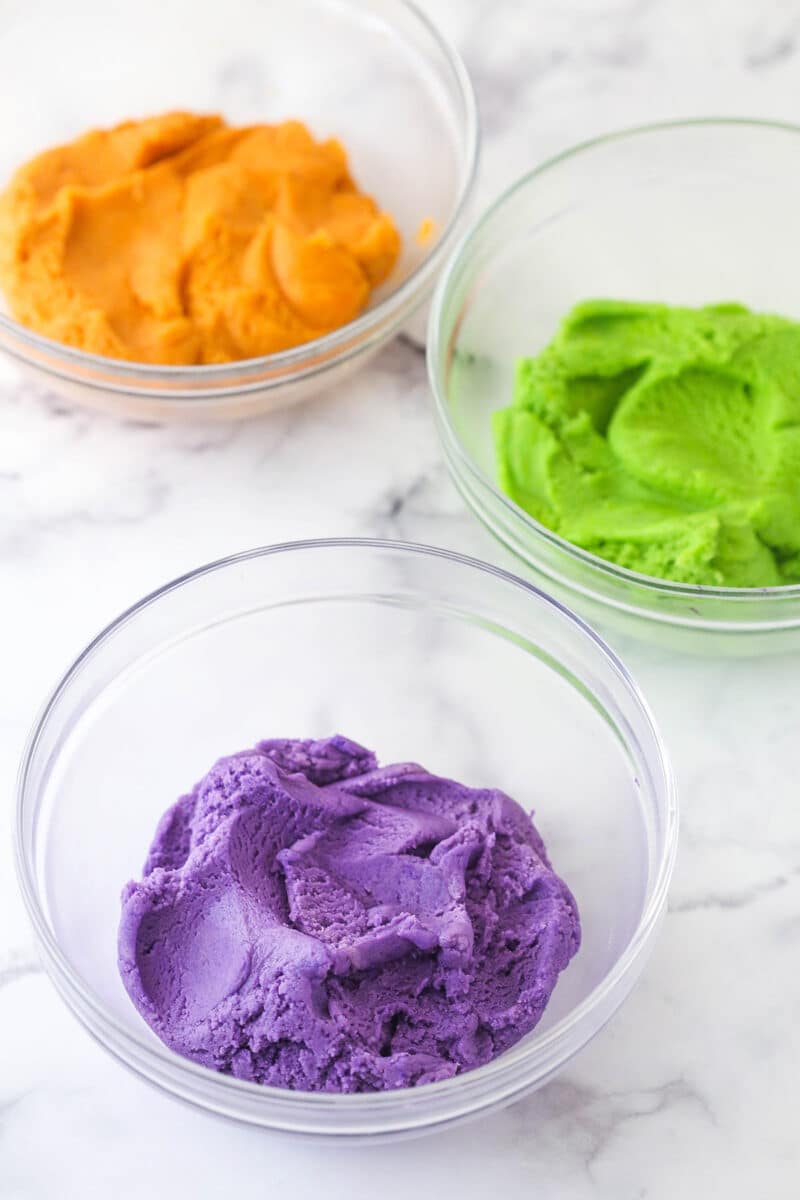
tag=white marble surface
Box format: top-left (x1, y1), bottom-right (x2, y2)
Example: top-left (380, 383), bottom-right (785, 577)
top-left (2, 0), bottom-right (800, 1195)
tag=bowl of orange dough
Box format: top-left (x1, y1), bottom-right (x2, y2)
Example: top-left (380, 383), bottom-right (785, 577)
top-left (0, 0), bottom-right (477, 419)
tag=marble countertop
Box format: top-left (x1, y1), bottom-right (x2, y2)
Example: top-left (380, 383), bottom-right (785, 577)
top-left (2, 1), bottom-right (800, 1196)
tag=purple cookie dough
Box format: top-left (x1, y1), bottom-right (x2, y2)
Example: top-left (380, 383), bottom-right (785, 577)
top-left (118, 736), bottom-right (580, 1092)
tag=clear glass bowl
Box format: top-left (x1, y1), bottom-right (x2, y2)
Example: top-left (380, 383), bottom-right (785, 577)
top-left (428, 120), bottom-right (800, 653)
top-left (0, 0), bottom-right (477, 420)
top-left (15, 539), bottom-right (677, 1140)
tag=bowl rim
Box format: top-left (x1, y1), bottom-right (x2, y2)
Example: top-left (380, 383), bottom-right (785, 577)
top-left (14, 537), bottom-right (678, 1117)
top-left (0, 0), bottom-right (479, 391)
top-left (427, 116), bottom-right (800, 605)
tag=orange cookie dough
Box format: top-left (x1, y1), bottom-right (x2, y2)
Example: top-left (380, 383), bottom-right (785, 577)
top-left (0, 111), bottom-right (402, 364)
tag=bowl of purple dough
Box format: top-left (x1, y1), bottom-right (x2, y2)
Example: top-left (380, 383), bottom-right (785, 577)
top-left (15, 539), bottom-right (677, 1139)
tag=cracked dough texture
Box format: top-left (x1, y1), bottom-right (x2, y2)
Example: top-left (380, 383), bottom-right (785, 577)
top-left (118, 735), bottom-right (580, 1093)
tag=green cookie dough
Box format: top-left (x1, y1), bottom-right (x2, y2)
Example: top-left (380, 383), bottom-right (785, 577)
top-left (493, 300), bottom-right (800, 587)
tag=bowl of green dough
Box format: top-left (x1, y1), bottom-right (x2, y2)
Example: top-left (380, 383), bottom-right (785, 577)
top-left (428, 120), bottom-right (800, 652)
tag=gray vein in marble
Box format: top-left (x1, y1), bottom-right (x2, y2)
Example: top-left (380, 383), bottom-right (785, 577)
top-left (586, 31), bottom-right (647, 70)
top-left (678, 830), bottom-right (800, 861)
top-left (583, 1078), bottom-right (716, 1172)
top-left (397, 332), bottom-right (426, 358)
top-left (0, 951), bottom-right (42, 990)
top-left (0, 471), bottom-right (171, 560)
top-left (376, 335), bottom-right (428, 377)
top-left (380, 470), bottom-right (438, 522)
top-left (509, 1072), bottom-right (715, 1179)
top-left (371, 465), bottom-right (468, 541)
top-left (744, 8), bottom-right (800, 70)
top-left (34, 386), bottom-right (95, 431)
top-left (772, 911), bottom-right (800, 944)
top-left (672, 867), bottom-right (800, 914)
top-left (165, 423), bottom-right (241, 457)
top-left (462, 47), bottom-right (566, 137)
top-left (460, 0), bottom-right (656, 136)
top-left (746, 34), bottom-right (796, 67)
top-left (0, 1091), bottom-right (30, 1131)
top-left (252, 404), bottom-right (309, 468)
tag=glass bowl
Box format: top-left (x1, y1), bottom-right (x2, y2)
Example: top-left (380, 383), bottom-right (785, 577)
top-left (428, 120), bottom-right (800, 653)
top-left (0, 0), bottom-right (477, 421)
top-left (15, 539), bottom-right (677, 1140)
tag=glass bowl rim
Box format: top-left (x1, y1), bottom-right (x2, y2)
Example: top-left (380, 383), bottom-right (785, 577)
top-left (14, 536), bottom-right (678, 1112)
top-left (0, 0), bottom-right (480, 389)
top-left (427, 116), bottom-right (800, 605)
